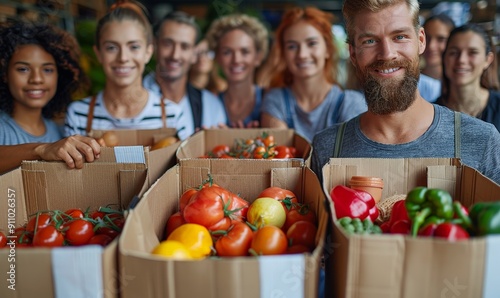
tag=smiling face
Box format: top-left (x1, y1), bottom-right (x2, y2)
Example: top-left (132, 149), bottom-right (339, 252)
top-left (423, 19), bottom-right (453, 69)
top-left (7, 44), bottom-right (57, 113)
top-left (216, 29), bottom-right (261, 83)
top-left (94, 20), bottom-right (153, 89)
top-left (349, 3), bottom-right (425, 114)
top-left (443, 30), bottom-right (494, 89)
top-left (282, 21), bottom-right (329, 81)
top-left (155, 20), bottom-right (197, 82)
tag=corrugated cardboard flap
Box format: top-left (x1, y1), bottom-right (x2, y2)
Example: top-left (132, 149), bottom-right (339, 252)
top-left (21, 161), bottom-right (147, 213)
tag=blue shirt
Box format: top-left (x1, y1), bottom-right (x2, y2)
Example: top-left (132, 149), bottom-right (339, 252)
top-left (418, 74), bottom-right (441, 103)
top-left (219, 85), bottom-right (263, 127)
top-left (0, 111), bottom-right (62, 145)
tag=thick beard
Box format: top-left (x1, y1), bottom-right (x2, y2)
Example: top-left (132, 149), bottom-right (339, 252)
top-left (359, 59), bottom-right (419, 115)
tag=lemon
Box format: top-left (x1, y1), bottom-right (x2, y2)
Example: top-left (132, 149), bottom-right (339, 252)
top-left (167, 223), bottom-right (213, 258)
top-left (151, 240), bottom-right (193, 260)
top-left (247, 197), bottom-right (286, 228)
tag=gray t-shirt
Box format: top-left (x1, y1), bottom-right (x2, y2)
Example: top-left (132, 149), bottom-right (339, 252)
top-left (261, 85), bottom-right (367, 142)
top-left (0, 111), bottom-right (62, 145)
top-left (311, 105), bottom-right (500, 184)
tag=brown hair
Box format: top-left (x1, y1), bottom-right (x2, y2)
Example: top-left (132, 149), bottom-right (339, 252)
top-left (95, 0), bottom-right (152, 47)
top-left (343, 0), bottom-right (420, 45)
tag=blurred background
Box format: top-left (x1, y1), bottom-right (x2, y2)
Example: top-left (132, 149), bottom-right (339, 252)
top-left (1, 0), bottom-right (498, 94)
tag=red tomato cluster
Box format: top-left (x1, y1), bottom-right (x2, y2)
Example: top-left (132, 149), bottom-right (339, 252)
top-left (164, 179), bottom-right (318, 257)
top-left (0, 207), bottom-right (124, 248)
top-left (201, 133), bottom-right (298, 159)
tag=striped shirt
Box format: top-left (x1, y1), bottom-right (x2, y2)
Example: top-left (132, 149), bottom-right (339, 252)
top-left (64, 91), bottom-right (183, 137)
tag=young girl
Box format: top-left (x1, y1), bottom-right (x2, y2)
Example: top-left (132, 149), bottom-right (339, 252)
top-left (257, 7), bottom-right (367, 142)
top-left (65, 0), bottom-right (183, 136)
top-left (437, 24), bottom-right (500, 131)
top-left (0, 20), bottom-right (101, 174)
top-left (205, 14), bottom-right (269, 128)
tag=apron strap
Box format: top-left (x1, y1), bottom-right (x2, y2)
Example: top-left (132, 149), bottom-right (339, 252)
top-left (160, 96), bottom-right (166, 128)
top-left (85, 95), bottom-right (97, 134)
top-left (333, 122), bottom-right (346, 158)
top-left (454, 111), bottom-right (461, 158)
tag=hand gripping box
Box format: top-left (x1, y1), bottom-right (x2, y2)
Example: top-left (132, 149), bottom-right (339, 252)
top-left (119, 159), bottom-right (328, 298)
top-left (321, 158), bottom-right (500, 298)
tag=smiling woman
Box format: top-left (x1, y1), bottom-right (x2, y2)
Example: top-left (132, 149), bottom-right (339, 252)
top-left (257, 6), bottom-right (367, 142)
top-left (64, 0), bottom-right (184, 137)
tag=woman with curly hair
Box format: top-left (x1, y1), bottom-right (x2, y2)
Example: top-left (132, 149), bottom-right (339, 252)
top-left (205, 13), bottom-right (269, 128)
top-left (257, 6), bottom-right (367, 141)
top-left (0, 20), bottom-right (101, 174)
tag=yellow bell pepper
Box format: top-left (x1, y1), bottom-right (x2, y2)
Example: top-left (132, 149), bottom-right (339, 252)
top-left (167, 223), bottom-right (213, 258)
top-left (151, 240), bottom-right (193, 260)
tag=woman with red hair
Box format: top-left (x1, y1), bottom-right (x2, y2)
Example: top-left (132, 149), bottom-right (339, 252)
top-left (258, 6), bottom-right (366, 142)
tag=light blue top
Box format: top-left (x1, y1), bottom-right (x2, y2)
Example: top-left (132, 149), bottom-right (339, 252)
top-left (0, 111), bottom-right (62, 145)
top-left (261, 85), bottom-right (367, 142)
top-left (418, 74), bottom-right (441, 103)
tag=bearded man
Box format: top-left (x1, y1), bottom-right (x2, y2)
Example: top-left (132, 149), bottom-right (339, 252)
top-left (310, 0), bottom-right (500, 184)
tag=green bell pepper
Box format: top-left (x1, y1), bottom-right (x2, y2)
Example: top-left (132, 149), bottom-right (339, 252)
top-left (469, 202), bottom-right (500, 236)
top-left (406, 187), bottom-right (454, 236)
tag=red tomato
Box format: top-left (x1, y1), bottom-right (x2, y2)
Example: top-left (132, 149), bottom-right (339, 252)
top-left (87, 234), bottom-right (113, 247)
top-left (64, 208), bottom-right (85, 220)
top-left (227, 194), bottom-right (249, 221)
top-left (286, 244), bottom-right (311, 254)
top-left (210, 145), bottom-right (230, 158)
top-left (286, 221), bottom-right (317, 250)
top-left (219, 154), bottom-right (235, 159)
top-left (257, 187), bottom-right (298, 215)
top-left (274, 145), bottom-right (292, 159)
top-left (288, 146), bottom-right (297, 158)
top-left (0, 231), bottom-right (7, 248)
top-left (250, 225), bottom-right (288, 255)
top-left (13, 227), bottom-right (32, 247)
top-left (33, 226), bottom-right (64, 247)
top-left (215, 221), bottom-right (254, 257)
top-left (183, 185), bottom-right (229, 228)
top-left (26, 213), bottom-right (53, 234)
top-left (179, 189), bottom-right (198, 212)
top-left (208, 217), bottom-right (233, 232)
top-left (165, 212), bottom-right (186, 239)
top-left (90, 211), bottom-right (106, 220)
top-left (282, 206), bottom-right (317, 232)
top-left (64, 219), bottom-right (95, 246)
top-left (96, 227), bottom-right (120, 240)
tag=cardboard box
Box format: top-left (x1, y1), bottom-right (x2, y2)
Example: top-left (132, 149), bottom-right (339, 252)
top-left (119, 162), bottom-right (329, 298)
top-left (176, 128), bottom-right (311, 162)
top-left (0, 147), bottom-right (153, 298)
top-left (89, 129), bottom-right (180, 192)
top-left (321, 158), bottom-right (500, 298)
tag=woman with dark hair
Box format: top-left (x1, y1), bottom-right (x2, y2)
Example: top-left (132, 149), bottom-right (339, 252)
top-left (0, 20), bottom-right (101, 174)
top-left (257, 6), bottom-right (366, 142)
top-left (436, 23), bottom-right (500, 131)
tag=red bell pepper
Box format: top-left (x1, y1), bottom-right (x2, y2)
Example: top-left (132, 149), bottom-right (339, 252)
top-left (418, 222), bottom-right (469, 241)
top-left (330, 185), bottom-right (379, 222)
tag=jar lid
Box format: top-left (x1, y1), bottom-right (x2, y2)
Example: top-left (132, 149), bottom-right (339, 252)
top-left (349, 176), bottom-right (384, 188)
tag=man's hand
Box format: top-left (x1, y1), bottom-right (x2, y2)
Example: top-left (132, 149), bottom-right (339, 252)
top-left (34, 135), bottom-right (101, 169)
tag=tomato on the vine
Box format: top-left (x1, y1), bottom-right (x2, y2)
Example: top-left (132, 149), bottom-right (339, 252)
top-left (286, 244), bottom-right (311, 254)
top-left (64, 208), bottom-right (85, 220)
top-left (253, 146), bottom-right (267, 159)
top-left (13, 227), bottom-right (32, 247)
top-left (208, 217), bottom-right (232, 232)
top-left (64, 219), bottom-right (95, 246)
top-left (274, 145), bottom-right (292, 159)
top-left (88, 234), bottom-right (113, 247)
top-left (210, 145), bottom-right (230, 158)
top-left (179, 189), bottom-right (197, 212)
top-left (215, 221), bottom-right (253, 257)
top-left (263, 135), bottom-right (275, 148)
top-left (0, 231), bottom-right (7, 248)
top-left (32, 226), bottom-right (64, 247)
top-left (250, 225), bottom-right (288, 255)
top-left (26, 213), bottom-right (53, 234)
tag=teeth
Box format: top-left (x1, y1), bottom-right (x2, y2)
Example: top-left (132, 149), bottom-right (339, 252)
top-left (230, 66), bottom-right (244, 73)
top-left (379, 67), bottom-right (399, 74)
top-left (114, 67), bottom-right (132, 74)
top-left (26, 90), bottom-right (43, 95)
